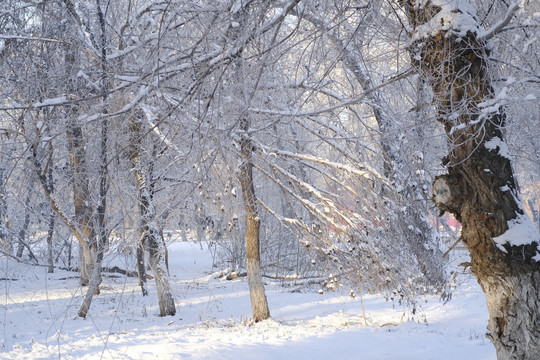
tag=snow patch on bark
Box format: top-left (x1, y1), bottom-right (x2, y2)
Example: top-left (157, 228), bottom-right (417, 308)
top-left (412, 0), bottom-right (480, 40)
top-left (493, 212), bottom-right (540, 257)
top-left (484, 136), bottom-right (511, 160)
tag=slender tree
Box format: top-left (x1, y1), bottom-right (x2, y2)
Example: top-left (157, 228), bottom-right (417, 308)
top-left (229, 1), bottom-right (271, 322)
top-left (130, 110), bottom-right (176, 316)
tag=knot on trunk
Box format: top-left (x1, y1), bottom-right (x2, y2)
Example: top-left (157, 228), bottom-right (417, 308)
top-left (432, 174), bottom-right (464, 217)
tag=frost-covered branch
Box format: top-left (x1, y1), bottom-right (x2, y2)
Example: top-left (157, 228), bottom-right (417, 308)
top-left (479, 2), bottom-right (519, 41)
top-left (258, 144), bottom-right (389, 186)
top-left (249, 69), bottom-right (412, 117)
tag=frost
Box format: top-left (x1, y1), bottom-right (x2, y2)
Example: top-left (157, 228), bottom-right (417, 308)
top-left (412, 0), bottom-right (480, 41)
top-left (230, 0), bottom-right (243, 14)
top-left (524, 94), bottom-right (536, 101)
top-left (493, 212), bottom-right (540, 256)
top-left (33, 96), bottom-right (68, 108)
top-left (449, 123), bottom-right (466, 135)
top-left (484, 136), bottom-right (511, 160)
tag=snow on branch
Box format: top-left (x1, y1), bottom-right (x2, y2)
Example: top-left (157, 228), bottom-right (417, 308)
top-left (409, 0), bottom-right (481, 40)
top-left (299, 116), bottom-right (379, 158)
top-left (479, 2), bottom-right (519, 41)
top-left (253, 161), bottom-right (351, 240)
top-left (0, 35), bottom-right (65, 43)
top-left (256, 197), bottom-right (312, 237)
top-left (139, 103), bottom-right (190, 159)
top-left (258, 145), bottom-right (389, 186)
top-left (32, 96), bottom-right (68, 108)
top-left (249, 69), bottom-right (413, 117)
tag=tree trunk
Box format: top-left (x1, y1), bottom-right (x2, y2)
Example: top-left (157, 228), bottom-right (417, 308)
top-left (63, 36), bottom-right (98, 287)
top-left (143, 226), bottom-right (176, 316)
top-left (46, 211), bottom-right (55, 273)
top-left (46, 159), bottom-right (55, 273)
top-left (79, 0), bottom-right (111, 317)
top-left (0, 168), bottom-right (9, 253)
top-left (66, 119), bottom-right (97, 286)
top-left (16, 189), bottom-right (32, 259)
top-left (239, 118), bottom-right (271, 322)
top-left (229, 2), bottom-right (271, 323)
top-left (130, 111), bottom-right (176, 316)
top-left (136, 244), bottom-right (149, 296)
top-left (78, 253), bottom-right (104, 317)
top-left (400, 1), bottom-right (540, 358)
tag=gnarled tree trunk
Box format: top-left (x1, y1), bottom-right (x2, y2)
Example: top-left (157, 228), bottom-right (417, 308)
top-left (400, 1), bottom-right (540, 358)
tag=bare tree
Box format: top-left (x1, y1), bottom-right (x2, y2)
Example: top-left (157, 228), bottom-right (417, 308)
top-left (129, 110), bottom-right (176, 316)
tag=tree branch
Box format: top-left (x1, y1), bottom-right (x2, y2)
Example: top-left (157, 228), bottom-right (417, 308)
top-left (479, 2), bottom-right (519, 41)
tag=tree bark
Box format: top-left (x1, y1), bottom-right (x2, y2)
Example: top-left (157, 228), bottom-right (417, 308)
top-left (136, 244), bottom-right (149, 296)
top-left (66, 118), bottom-right (97, 287)
top-left (130, 111), bottom-right (176, 316)
top-left (46, 210), bottom-right (55, 273)
top-left (229, 2), bottom-right (271, 323)
top-left (400, 1), bottom-right (540, 358)
top-left (239, 123), bottom-right (271, 322)
top-left (46, 165), bottom-right (55, 273)
top-left (0, 168), bottom-right (9, 253)
top-left (16, 189), bottom-right (32, 260)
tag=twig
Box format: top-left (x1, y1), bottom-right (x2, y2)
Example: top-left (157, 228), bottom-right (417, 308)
top-left (442, 236), bottom-right (464, 258)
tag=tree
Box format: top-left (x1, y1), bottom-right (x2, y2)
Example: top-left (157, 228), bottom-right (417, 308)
top-left (295, 0), bottom-right (448, 294)
top-left (129, 109), bottom-right (176, 317)
top-left (398, 0), bottom-right (540, 358)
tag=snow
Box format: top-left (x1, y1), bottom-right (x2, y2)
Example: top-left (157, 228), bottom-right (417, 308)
top-left (32, 96), bottom-right (68, 108)
top-left (412, 0), bottom-right (480, 41)
top-left (484, 136), bottom-right (511, 160)
top-left (1, 242), bottom-right (496, 359)
top-left (493, 212), bottom-right (540, 254)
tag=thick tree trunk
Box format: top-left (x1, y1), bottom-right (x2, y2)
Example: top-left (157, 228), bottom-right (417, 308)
top-left (401, 1), bottom-right (540, 358)
top-left (130, 112), bottom-right (176, 316)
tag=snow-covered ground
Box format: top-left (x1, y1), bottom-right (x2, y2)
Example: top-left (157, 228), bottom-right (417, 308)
top-left (1, 242), bottom-right (495, 359)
